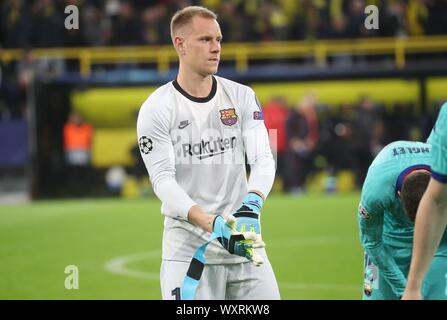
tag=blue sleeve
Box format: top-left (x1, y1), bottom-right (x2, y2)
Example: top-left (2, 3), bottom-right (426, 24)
top-left (430, 103), bottom-right (447, 182)
top-left (358, 174), bottom-right (407, 297)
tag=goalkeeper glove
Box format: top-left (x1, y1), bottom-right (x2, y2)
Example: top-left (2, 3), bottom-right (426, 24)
top-left (233, 192), bottom-right (264, 236)
top-left (212, 215), bottom-right (264, 266)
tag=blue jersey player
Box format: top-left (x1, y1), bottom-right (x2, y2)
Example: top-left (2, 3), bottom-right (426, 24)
top-left (404, 103), bottom-right (447, 300)
top-left (359, 140), bottom-right (447, 299)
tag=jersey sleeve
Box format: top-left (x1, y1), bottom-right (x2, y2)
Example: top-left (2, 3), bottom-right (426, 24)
top-left (430, 103), bottom-right (447, 183)
top-left (137, 97), bottom-right (196, 220)
top-left (241, 87), bottom-right (276, 199)
top-left (358, 171), bottom-right (408, 297)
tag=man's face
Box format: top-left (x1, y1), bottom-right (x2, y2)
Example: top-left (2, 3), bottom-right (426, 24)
top-left (178, 16), bottom-right (222, 76)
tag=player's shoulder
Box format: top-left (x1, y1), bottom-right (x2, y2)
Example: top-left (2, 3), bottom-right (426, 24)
top-left (216, 76), bottom-right (254, 96)
top-left (365, 140), bottom-right (430, 189)
top-left (381, 140), bottom-right (430, 153)
top-left (140, 82), bottom-right (174, 113)
top-left (371, 140), bottom-right (430, 165)
top-left (437, 101), bottom-right (447, 122)
top-left (361, 161), bottom-right (396, 209)
top-left (428, 102), bottom-right (447, 143)
top-left (364, 142), bottom-right (409, 185)
top-left (137, 82), bottom-right (175, 128)
top-left (440, 101), bottom-right (447, 114)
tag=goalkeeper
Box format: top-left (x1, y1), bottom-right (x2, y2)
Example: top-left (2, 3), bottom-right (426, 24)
top-left (358, 140), bottom-right (447, 300)
top-left (137, 6), bottom-right (280, 300)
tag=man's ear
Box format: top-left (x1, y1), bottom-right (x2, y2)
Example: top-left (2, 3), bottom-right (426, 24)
top-left (174, 36), bottom-right (185, 55)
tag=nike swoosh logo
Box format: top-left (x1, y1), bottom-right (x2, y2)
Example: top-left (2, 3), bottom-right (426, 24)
top-left (198, 150), bottom-right (229, 160)
top-left (178, 121), bottom-right (191, 129)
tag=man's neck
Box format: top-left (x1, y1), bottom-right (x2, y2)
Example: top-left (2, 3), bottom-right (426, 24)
top-left (176, 67), bottom-right (214, 98)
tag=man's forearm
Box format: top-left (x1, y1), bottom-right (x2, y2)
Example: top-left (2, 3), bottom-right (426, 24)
top-left (188, 205), bottom-right (215, 233)
top-left (406, 180), bottom-right (447, 291)
top-left (364, 245), bottom-right (407, 296)
top-left (153, 177), bottom-right (197, 221)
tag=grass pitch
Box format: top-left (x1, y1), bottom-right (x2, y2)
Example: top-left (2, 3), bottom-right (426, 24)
top-left (0, 193), bottom-right (363, 299)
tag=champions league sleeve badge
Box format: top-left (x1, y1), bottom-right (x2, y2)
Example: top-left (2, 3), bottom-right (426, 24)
top-left (358, 204), bottom-right (371, 220)
top-left (139, 136), bottom-right (153, 154)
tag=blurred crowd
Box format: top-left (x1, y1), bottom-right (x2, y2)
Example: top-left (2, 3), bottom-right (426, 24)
top-left (1, 0), bottom-right (447, 48)
top-left (1, 0), bottom-right (446, 195)
top-left (1, 0), bottom-right (446, 121)
top-left (263, 95), bottom-right (442, 193)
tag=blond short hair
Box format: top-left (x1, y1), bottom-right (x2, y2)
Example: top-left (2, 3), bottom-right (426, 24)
top-left (170, 6), bottom-right (217, 38)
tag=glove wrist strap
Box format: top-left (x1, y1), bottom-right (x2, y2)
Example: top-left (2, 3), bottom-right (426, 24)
top-left (242, 192), bottom-right (264, 212)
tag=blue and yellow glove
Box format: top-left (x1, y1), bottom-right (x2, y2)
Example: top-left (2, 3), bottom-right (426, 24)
top-left (233, 192), bottom-right (264, 235)
top-left (212, 214), bottom-right (264, 266)
top-left (232, 192), bottom-right (266, 266)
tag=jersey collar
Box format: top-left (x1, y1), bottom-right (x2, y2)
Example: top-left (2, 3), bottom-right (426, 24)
top-left (172, 76), bottom-right (217, 103)
top-left (395, 164), bottom-right (431, 194)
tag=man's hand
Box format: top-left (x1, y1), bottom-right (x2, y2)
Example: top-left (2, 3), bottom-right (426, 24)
top-left (212, 215), bottom-right (264, 266)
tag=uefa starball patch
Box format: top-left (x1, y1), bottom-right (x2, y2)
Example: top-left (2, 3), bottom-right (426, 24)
top-left (358, 204), bottom-right (370, 220)
top-left (219, 108), bottom-right (238, 126)
top-left (139, 136), bottom-right (153, 154)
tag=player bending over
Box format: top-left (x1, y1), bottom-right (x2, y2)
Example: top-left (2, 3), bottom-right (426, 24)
top-left (358, 140), bottom-right (447, 300)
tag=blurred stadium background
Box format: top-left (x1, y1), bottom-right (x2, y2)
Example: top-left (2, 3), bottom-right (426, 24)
top-left (0, 0), bottom-right (446, 299)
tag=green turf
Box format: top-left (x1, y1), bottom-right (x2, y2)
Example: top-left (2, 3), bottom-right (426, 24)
top-left (0, 193), bottom-right (363, 299)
